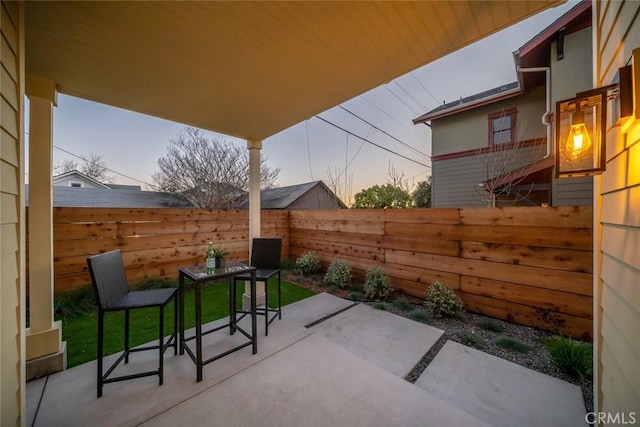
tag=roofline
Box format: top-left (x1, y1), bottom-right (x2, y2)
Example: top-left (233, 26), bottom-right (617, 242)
top-left (413, 85), bottom-right (523, 124)
top-left (518, 0), bottom-right (591, 58)
top-left (282, 180), bottom-right (348, 209)
top-left (52, 170), bottom-right (111, 189)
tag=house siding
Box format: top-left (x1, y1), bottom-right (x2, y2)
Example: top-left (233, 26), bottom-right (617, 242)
top-left (432, 144), bottom-right (546, 207)
top-left (431, 85), bottom-right (546, 157)
top-left (595, 0), bottom-right (640, 414)
top-left (0, 1), bottom-right (25, 425)
top-left (289, 185), bottom-right (345, 210)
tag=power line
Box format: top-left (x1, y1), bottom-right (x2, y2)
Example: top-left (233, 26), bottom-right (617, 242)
top-left (338, 105), bottom-right (430, 160)
top-left (410, 72), bottom-right (442, 107)
top-left (383, 85), bottom-right (421, 115)
top-left (53, 145), bottom-right (153, 187)
top-left (314, 115), bottom-right (431, 168)
top-left (360, 95), bottom-right (426, 140)
top-left (393, 81), bottom-right (430, 112)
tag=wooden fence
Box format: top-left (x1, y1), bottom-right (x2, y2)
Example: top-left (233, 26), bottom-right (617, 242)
top-left (37, 206), bottom-right (593, 339)
top-left (45, 207), bottom-right (289, 293)
top-left (288, 206), bottom-right (593, 339)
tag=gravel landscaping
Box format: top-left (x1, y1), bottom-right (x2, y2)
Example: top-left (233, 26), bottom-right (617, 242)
top-left (284, 270), bottom-right (594, 414)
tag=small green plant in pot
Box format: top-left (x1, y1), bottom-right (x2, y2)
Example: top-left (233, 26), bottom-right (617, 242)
top-left (424, 280), bottom-right (463, 318)
top-left (212, 246), bottom-right (229, 269)
top-left (363, 266), bottom-right (392, 300)
top-left (296, 251), bottom-right (322, 275)
top-left (323, 257), bottom-right (351, 289)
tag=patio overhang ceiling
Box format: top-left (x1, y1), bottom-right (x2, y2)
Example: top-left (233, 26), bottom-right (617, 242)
top-left (25, 1), bottom-right (562, 141)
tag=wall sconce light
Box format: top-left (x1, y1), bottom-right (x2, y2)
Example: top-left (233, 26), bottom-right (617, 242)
top-left (555, 89), bottom-right (607, 177)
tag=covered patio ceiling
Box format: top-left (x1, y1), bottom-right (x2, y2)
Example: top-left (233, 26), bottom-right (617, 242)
top-left (25, 1), bottom-right (562, 141)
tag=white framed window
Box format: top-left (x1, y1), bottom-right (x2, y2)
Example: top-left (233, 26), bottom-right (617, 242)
top-left (69, 182), bottom-right (83, 188)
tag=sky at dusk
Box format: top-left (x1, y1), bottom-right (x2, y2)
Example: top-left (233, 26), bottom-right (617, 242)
top-left (44, 1), bottom-right (577, 202)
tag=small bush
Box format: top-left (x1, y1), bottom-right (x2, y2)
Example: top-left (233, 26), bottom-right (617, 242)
top-left (363, 266), bottom-right (392, 300)
top-left (392, 297), bottom-right (412, 311)
top-left (372, 302), bottom-right (387, 310)
top-left (296, 251), bottom-right (322, 275)
top-left (544, 336), bottom-right (593, 379)
top-left (424, 280), bottom-right (463, 318)
top-left (478, 319), bottom-right (505, 333)
top-left (495, 336), bottom-right (532, 353)
top-left (408, 309), bottom-right (430, 323)
top-left (323, 257), bottom-right (352, 288)
top-left (458, 331), bottom-right (484, 349)
top-left (348, 290), bottom-right (364, 301)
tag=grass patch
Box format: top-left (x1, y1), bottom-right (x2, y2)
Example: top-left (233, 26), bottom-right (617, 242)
top-left (392, 297), bottom-right (412, 311)
top-left (495, 336), bottom-right (532, 353)
top-left (544, 336), bottom-right (593, 379)
top-left (348, 290), bottom-right (364, 301)
top-left (407, 309), bottom-right (430, 323)
top-left (60, 278), bottom-right (315, 368)
top-left (458, 331), bottom-right (484, 349)
top-left (372, 302), bottom-right (387, 310)
top-left (478, 319), bottom-right (505, 333)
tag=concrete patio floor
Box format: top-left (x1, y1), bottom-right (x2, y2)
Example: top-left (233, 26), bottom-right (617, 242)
top-left (27, 293), bottom-right (586, 426)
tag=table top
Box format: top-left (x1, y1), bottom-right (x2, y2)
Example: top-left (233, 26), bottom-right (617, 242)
top-left (179, 261), bottom-right (255, 282)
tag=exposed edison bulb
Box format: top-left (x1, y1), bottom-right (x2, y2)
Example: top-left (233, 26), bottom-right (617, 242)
top-left (565, 113), bottom-right (592, 160)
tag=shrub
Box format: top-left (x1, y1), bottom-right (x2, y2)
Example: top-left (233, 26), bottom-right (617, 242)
top-left (296, 251), bottom-right (321, 275)
top-left (478, 319), bottom-right (505, 333)
top-left (323, 257), bottom-right (352, 288)
top-left (372, 302), bottom-right (387, 310)
top-left (423, 280), bottom-right (463, 318)
top-left (408, 309), bottom-right (430, 323)
top-left (392, 297), bottom-right (412, 311)
top-left (495, 336), bottom-right (532, 353)
top-left (458, 331), bottom-right (484, 349)
top-left (544, 336), bottom-right (593, 379)
top-left (363, 266), bottom-right (392, 300)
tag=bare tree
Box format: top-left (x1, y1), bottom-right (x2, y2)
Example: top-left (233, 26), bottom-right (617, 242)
top-left (53, 153), bottom-right (112, 183)
top-left (152, 128), bottom-right (280, 208)
top-left (385, 163), bottom-right (412, 194)
top-left (476, 113), bottom-right (545, 207)
top-left (326, 166), bottom-right (353, 207)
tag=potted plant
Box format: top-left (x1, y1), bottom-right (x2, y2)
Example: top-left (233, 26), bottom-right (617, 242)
top-left (212, 246), bottom-right (229, 269)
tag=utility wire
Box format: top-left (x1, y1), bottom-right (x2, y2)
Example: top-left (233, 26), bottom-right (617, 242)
top-left (393, 81), bottom-right (430, 113)
top-left (314, 115), bottom-right (431, 168)
top-left (360, 95), bottom-right (426, 139)
top-left (410, 72), bottom-right (442, 107)
top-left (338, 105), bottom-right (430, 160)
top-left (53, 145), bottom-right (153, 187)
top-left (383, 85), bottom-right (421, 115)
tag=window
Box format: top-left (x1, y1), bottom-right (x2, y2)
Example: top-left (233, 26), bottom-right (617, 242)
top-left (488, 108), bottom-right (516, 146)
top-left (69, 182), bottom-right (83, 188)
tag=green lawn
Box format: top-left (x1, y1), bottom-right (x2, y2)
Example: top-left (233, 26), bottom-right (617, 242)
top-left (59, 278), bottom-right (315, 368)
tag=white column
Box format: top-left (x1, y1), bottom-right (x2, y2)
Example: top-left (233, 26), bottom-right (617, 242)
top-left (244, 140), bottom-right (264, 309)
top-left (25, 76), bottom-right (62, 366)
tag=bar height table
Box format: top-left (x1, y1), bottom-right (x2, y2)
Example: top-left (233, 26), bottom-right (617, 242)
top-left (178, 262), bottom-right (257, 382)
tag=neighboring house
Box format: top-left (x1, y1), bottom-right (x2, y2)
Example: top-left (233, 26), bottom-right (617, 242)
top-left (238, 181), bottom-right (347, 210)
top-left (26, 185), bottom-right (194, 208)
top-left (41, 170), bottom-right (193, 208)
top-left (413, 1), bottom-right (593, 208)
top-left (52, 170), bottom-right (142, 191)
top-left (181, 182), bottom-right (246, 209)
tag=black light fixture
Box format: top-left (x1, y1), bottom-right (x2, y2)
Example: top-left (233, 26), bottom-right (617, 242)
top-left (555, 89), bottom-right (606, 177)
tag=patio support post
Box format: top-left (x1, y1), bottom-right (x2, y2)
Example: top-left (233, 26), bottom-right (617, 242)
top-left (25, 76), bottom-right (65, 379)
top-left (243, 139), bottom-right (265, 310)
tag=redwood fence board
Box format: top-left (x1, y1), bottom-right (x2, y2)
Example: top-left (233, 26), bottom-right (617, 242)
top-left (34, 206), bottom-right (593, 339)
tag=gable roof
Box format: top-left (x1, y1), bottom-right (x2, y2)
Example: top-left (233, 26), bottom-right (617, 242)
top-left (413, 1), bottom-right (591, 124)
top-left (26, 185), bottom-right (194, 208)
top-left (52, 170), bottom-right (111, 189)
top-left (238, 181), bottom-right (347, 210)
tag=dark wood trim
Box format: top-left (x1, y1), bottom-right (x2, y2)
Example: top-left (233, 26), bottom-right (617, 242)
top-left (488, 107), bottom-right (517, 147)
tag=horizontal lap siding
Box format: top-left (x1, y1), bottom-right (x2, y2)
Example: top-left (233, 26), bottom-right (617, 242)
top-left (596, 0), bottom-right (640, 414)
top-left (290, 206), bottom-right (593, 338)
top-left (38, 208), bottom-right (288, 293)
